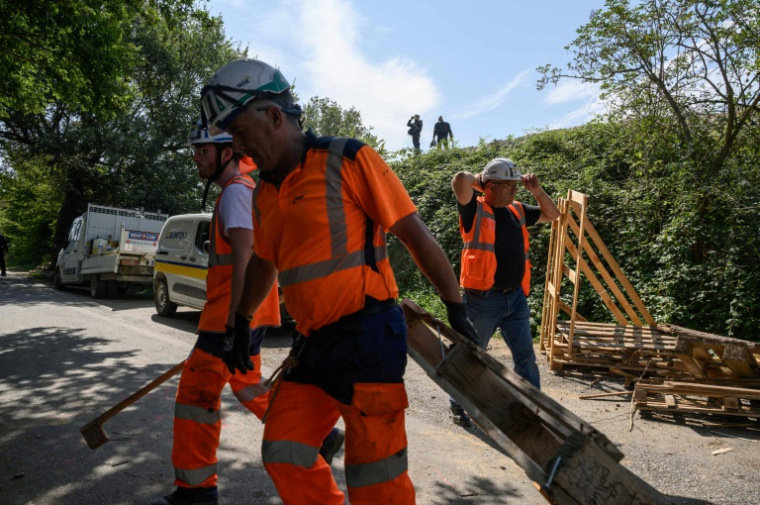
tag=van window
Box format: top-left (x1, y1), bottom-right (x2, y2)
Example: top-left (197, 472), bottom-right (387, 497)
top-left (160, 220), bottom-right (193, 251)
top-left (194, 220), bottom-right (210, 255)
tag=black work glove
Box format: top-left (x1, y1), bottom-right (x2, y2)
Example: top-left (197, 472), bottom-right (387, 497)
top-left (441, 298), bottom-right (480, 345)
top-left (223, 312), bottom-right (255, 375)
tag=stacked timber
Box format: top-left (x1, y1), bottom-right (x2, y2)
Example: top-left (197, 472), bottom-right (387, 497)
top-left (540, 191), bottom-right (760, 420)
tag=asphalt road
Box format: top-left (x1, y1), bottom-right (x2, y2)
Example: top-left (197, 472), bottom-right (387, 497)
top-left (0, 273), bottom-right (543, 505)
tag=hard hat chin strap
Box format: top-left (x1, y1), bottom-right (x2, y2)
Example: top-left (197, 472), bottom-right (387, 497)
top-left (200, 147), bottom-right (234, 210)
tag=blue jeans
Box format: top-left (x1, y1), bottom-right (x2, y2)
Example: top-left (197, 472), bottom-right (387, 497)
top-left (450, 288), bottom-right (540, 411)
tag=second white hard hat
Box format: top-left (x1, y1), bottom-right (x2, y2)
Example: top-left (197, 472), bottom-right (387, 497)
top-left (187, 118), bottom-right (233, 146)
top-left (482, 158), bottom-right (522, 182)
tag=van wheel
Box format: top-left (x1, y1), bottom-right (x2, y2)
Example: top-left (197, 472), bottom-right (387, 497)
top-left (155, 278), bottom-right (177, 317)
top-left (53, 269), bottom-right (66, 290)
top-left (90, 276), bottom-right (108, 299)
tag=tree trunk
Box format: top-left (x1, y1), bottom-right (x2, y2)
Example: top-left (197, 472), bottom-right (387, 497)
top-left (50, 168), bottom-right (86, 265)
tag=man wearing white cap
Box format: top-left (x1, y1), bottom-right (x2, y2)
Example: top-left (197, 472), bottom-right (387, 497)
top-left (450, 158), bottom-right (559, 427)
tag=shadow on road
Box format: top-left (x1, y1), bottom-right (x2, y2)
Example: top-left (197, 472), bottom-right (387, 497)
top-left (430, 475), bottom-right (522, 504)
top-left (0, 276), bottom-right (282, 505)
top-left (0, 274), bottom-right (153, 312)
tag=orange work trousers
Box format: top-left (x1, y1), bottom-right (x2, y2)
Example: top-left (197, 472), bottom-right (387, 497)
top-left (172, 328), bottom-right (269, 489)
top-left (262, 381), bottom-right (415, 505)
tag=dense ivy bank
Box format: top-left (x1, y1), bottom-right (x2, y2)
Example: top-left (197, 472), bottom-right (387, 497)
top-left (388, 121), bottom-right (760, 341)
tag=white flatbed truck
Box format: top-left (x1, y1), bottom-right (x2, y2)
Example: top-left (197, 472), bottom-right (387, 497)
top-left (54, 204), bottom-right (169, 298)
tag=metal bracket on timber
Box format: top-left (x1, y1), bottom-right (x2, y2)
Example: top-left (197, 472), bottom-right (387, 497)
top-left (401, 299), bottom-right (672, 505)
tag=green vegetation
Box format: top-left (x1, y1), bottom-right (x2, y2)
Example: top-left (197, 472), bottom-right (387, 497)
top-left (389, 118), bottom-right (760, 341)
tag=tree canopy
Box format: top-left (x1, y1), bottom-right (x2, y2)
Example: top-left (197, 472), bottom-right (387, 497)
top-left (0, 2), bottom-right (244, 259)
top-left (0, 0), bottom-right (197, 119)
top-left (302, 96), bottom-right (386, 155)
top-left (538, 0), bottom-right (760, 172)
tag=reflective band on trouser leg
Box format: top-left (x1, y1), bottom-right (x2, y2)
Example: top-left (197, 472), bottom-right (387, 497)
top-left (341, 383), bottom-right (415, 504)
top-left (172, 348), bottom-right (226, 489)
top-left (261, 382), bottom-right (344, 505)
top-left (230, 354), bottom-right (269, 420)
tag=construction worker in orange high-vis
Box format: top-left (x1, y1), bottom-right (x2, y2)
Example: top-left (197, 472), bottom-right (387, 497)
top-left (151, 120), bottom-right (343, 505)
top-left (199, 58), bottom-right (479, 505)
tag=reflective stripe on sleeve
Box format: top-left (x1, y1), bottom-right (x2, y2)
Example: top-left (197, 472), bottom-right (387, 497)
top-left (345, 448), bottom-right (408, 488)
top-left (261, 439), bottom-right (320, 468)
top-left (174, 463), bottom-right (218, 486)
top-left (174, 403), bottom-right (221, 425)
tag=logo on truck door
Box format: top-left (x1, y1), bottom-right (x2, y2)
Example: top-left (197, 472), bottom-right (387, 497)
top-left (129, 231), bottom-right (159, 241)
top-left (166, 230), bottom-right (188, 240)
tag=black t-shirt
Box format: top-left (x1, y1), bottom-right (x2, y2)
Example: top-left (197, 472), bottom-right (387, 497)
top-left (458, 193), bottom-right (541, 290)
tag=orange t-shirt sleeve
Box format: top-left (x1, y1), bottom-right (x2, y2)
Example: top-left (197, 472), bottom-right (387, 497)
top-left (345, 145), bottom-right (417, 229)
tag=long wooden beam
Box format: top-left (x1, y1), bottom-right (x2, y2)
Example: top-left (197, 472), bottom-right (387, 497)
top-left (402, 299), bottom-right (672, 505)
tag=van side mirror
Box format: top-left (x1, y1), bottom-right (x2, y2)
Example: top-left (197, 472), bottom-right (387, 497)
top-left (203, 240), bottom-right (210, 254)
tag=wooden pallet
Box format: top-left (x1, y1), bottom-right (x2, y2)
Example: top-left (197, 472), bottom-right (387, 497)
top-left (539, 191), bottom-right (760, 386)
top-left (661, 324), bottom-right (760, 381)
top-left (401, 299), bottom-right (672, 505)
top-left (634, 381), bottom-right (760, 418)
top-left (541, 191), bottom-right (661, 375)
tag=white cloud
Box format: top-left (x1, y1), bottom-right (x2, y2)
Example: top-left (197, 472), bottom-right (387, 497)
top-left (449, 70), bottom-right (531, 121)
top-left (547, 97), bottom-right (606, 130)
top-left (544, 79), bottom-right (601, 104)
top-left (233, 0), bottom-right (440, 149)
top-left (543, 79), bottom-right (605, 129)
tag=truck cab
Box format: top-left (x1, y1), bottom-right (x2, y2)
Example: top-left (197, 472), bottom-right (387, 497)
top-left (153, 214), bottom-right (211, 316)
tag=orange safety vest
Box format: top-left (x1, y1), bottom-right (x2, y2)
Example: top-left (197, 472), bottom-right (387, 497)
top-left (198, 175), bottom-right (280, 332)
top-left (459, 196), bottom-right (531, 296)
top-left (252, 135), bottom-right (414, 334)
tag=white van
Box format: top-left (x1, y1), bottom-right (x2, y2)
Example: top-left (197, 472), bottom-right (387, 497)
top-left (153, 213), bottom-right (292, 324)
top-left (153, 213), bottom-right (211, 316)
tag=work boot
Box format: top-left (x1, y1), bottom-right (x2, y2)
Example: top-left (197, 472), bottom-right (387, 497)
top-left (451, 407), bottom-right (471, 428)
top-left (319, 427), bottom-right (345, 465)
top-left (149, 486), bottom-right (218, 505)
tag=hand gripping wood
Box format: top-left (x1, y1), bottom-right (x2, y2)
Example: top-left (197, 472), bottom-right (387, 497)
top-left (80, 360), bottom-right (186, 449)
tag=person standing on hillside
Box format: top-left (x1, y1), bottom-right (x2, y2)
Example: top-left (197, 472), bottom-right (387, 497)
top-left (449, 158), bottom-right (559, 427)
top-left (0, 231), bottom-right (8, 276)
top-left (407, 114), bottom-right (423, 151)
top-left (151, 120), bottom-right (343, 505)
top-left (433, 116), bottom-right (453, 149)
top-left (200, 58), bottom-right (478, 504)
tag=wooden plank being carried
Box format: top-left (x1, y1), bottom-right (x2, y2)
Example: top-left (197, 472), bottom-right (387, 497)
top-left (401, 299), bottom-right (672, 505)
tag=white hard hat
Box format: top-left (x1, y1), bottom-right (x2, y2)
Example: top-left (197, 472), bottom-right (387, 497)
top-left (187, 118), bottom-right (233, 145)
top-left (200, 58), bottom-right (294, 135)
top-left (482, 158), bottom-right (522, 182)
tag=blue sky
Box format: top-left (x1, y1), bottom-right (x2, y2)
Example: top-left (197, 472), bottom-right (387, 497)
top-left (208, 0), bottom-right (607, 150)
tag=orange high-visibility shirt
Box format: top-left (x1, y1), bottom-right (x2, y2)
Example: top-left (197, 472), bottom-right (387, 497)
top-left (253, 132), bottom-right (417, 335)
top-left (199, 175), bottom-right (280, 333)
